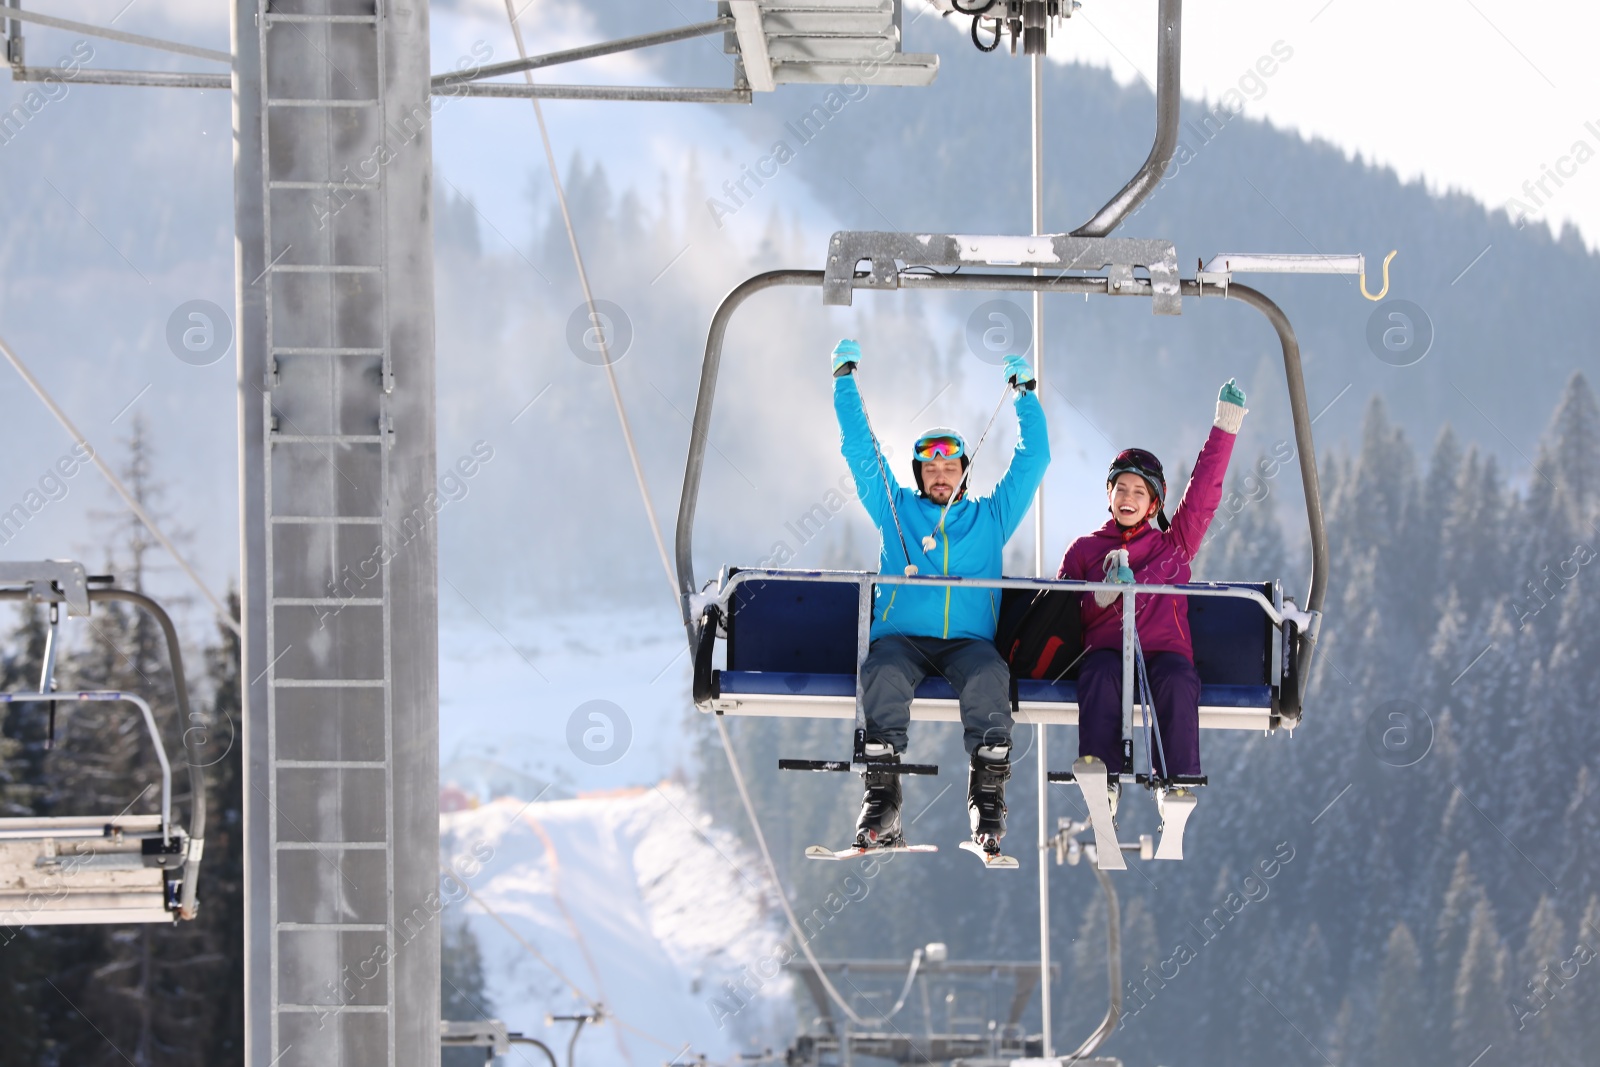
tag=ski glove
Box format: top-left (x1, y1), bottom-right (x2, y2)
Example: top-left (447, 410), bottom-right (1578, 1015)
top-left (1095, 549), bottom-right (1136, 607)
top-left (832, 339), bottom-right (861, 378)
top-left (1003, 354), bottom-right (1036, 391)
top-left (1215, 377), bottom-right (1248, 434)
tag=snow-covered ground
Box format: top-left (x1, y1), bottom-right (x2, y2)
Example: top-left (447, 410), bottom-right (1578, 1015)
top-left (440, 786), bottom-right (794, 1066)
top-left (439, 600), bottom-right (697, 796)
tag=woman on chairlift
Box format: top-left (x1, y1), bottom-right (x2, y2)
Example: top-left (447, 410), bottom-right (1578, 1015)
top-left (1056, 379), bottom-right (1249, 813)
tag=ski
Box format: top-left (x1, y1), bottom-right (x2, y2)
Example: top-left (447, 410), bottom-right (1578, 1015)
top-left (1153, 787), bottom-right (1198, 861)
top-left (957, 840), bottom-right (1019, 870)
top-left (1070, 756), bottom-right (1127, 870)
top-left (804, 843), bottom-right (938, 861)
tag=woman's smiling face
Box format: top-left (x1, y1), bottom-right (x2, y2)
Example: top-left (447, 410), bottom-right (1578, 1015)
top-left (1108, 473), bottom-right (1158, 527)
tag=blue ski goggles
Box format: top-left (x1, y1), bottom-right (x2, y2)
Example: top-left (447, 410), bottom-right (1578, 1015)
top-left (913, 429), bottom-right (966, 461)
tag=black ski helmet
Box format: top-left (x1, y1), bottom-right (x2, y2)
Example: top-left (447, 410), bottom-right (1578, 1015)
top-left (1107, 447), bottom-right (1170, 530)
top-left (912, 427), bottom-right (970, 496)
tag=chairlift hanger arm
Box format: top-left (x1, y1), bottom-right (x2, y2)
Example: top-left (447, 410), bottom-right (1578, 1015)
top-left (1070, 0), bottom-right (1181, 237)
top-left (430, 18), bottom-right (733, 89)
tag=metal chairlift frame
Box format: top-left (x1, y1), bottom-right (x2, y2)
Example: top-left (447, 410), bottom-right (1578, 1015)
top-left (0, 561), bottom-right (206, 924)
top-left (785, 955), bottom-right (1056, 1064)
top-left (675, 0), bottom-right (1336, 776)
top-left (675, 262), bottom-right (1327, 746)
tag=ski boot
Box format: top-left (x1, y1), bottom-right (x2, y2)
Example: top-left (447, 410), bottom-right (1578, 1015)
top-left (966, 743), bottom-right (1011, 858)
top-left (854, 741), bottom-right (904, 849)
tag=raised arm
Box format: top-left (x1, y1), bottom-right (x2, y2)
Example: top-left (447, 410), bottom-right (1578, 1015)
top-left (989, 356), bottom-right (1051, 539)
top-left (832, 341), bottom-right (897, 529)
top-left (1168, 379), bottom-right (1247, 561)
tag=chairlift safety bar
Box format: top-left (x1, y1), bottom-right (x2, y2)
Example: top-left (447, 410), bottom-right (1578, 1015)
top-left (0, 689), bottom-right (174, 843)
top-left (707, 567), bottom-right (1300, 628)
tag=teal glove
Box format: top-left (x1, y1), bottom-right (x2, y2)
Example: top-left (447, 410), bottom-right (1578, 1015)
top-left (832, 339), bottom-right (861, 377)
top-left (1095, 549), bottom-right (1137, 607)
top-left (1003, 354), bottom-right (1036, 391)
top-left (1215, 377), bottom-right (1248, 433)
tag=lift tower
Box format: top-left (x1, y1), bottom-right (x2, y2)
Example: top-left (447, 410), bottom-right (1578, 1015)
top-left (234, 1), bottom-right (439, 1064)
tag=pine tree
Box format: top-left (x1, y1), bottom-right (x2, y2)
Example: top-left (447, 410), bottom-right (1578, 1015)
top-left (1557, 769), bottom-right (1600, 916)
top-left (1510, 895), bottom-right (1566, 1058)
top-left (0, 606), bottom-right (49, 1067)
top-left (1434, 852), bottom-right (1489, 1006)
top-left (1546, 894), bottom-right (1600, 1067)
top-left (1539, 373), bottom-right (1600, 532)
top-left (442, 911), bottom-right (495, 1067)
top-left (1285, 922), bottom-right (1335, 1058)
top-left (199, 590), bottom-right (245, 1065)
top-left (1451, 899), bottom-right (1512, 1066)
top-left (1373, 922), bottom-right (1429, 1066)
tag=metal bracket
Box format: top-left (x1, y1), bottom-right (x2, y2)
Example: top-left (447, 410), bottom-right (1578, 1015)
top-left (823, 231), bottom-right (1181, 314)
top-left (0, 560), bottom-right (91, 617)
top-left (440, 1020), bottom-right (511, 1056)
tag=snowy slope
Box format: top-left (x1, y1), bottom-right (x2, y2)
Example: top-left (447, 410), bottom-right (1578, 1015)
top-left (439, 601), bottom-right (695, 796)
top-left (440, 786), bottom-right (794, 1066)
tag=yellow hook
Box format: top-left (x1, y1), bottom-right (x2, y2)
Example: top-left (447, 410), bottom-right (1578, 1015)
top-left (1360, 250), bottom-right (1397, 301)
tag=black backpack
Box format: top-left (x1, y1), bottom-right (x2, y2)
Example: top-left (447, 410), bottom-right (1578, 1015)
top-left (995, 587), bottom-right (1085, 682)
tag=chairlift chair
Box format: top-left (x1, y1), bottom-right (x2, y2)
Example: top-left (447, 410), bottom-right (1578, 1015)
top-left (0, 561), bottom-right (206, 924)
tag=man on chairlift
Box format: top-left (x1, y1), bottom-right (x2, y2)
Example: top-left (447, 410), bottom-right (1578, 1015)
top-left (830, 338), bottom-right (1049, 858)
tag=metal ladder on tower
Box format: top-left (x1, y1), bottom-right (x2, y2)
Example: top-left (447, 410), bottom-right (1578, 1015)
top-left (256, 0), bottom-right (399, 1060)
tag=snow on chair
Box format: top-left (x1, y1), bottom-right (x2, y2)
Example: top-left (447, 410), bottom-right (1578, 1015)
top-left (0, 562), bottom-right (205, 925)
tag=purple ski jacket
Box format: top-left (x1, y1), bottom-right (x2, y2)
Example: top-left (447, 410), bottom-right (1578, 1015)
top-left (1056, 425), bottom-right (1237, 661)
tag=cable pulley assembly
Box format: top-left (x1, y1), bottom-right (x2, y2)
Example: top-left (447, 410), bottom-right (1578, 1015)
top-left (937, 0), bottom-right (1080, 56)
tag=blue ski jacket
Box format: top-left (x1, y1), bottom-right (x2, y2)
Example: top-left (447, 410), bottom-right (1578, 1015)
top-left (835, 375), bottom-right (1050, 642)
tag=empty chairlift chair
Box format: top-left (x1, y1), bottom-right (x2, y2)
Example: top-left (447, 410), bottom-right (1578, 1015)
top-left (0, 561), bottom-right (205, 925)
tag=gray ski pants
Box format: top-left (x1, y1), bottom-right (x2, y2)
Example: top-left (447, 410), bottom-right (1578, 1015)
top-left (859, 635), bottom-right (1013, 756)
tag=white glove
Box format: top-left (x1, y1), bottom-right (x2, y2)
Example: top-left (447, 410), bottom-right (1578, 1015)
top-left (1095, 549), bottom-right (1135, 608)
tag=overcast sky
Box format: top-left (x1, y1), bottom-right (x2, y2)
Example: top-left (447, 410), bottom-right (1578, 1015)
top-left (1023, 0), bottom-right (1599, 246)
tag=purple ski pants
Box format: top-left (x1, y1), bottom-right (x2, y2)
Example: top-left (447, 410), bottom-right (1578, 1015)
top-left (1076, 648), bottom-right (1202, 776)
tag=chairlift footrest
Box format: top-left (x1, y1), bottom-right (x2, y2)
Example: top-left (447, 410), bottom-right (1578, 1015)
top-left (778, 758), bottom-right (938, 776)
top-left (1048, 770), bottom-right (1125, 784)
top-left (779, 759), bottom-right (852, 773)
top-left (1135, 773), bottom-right (1208, 788)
